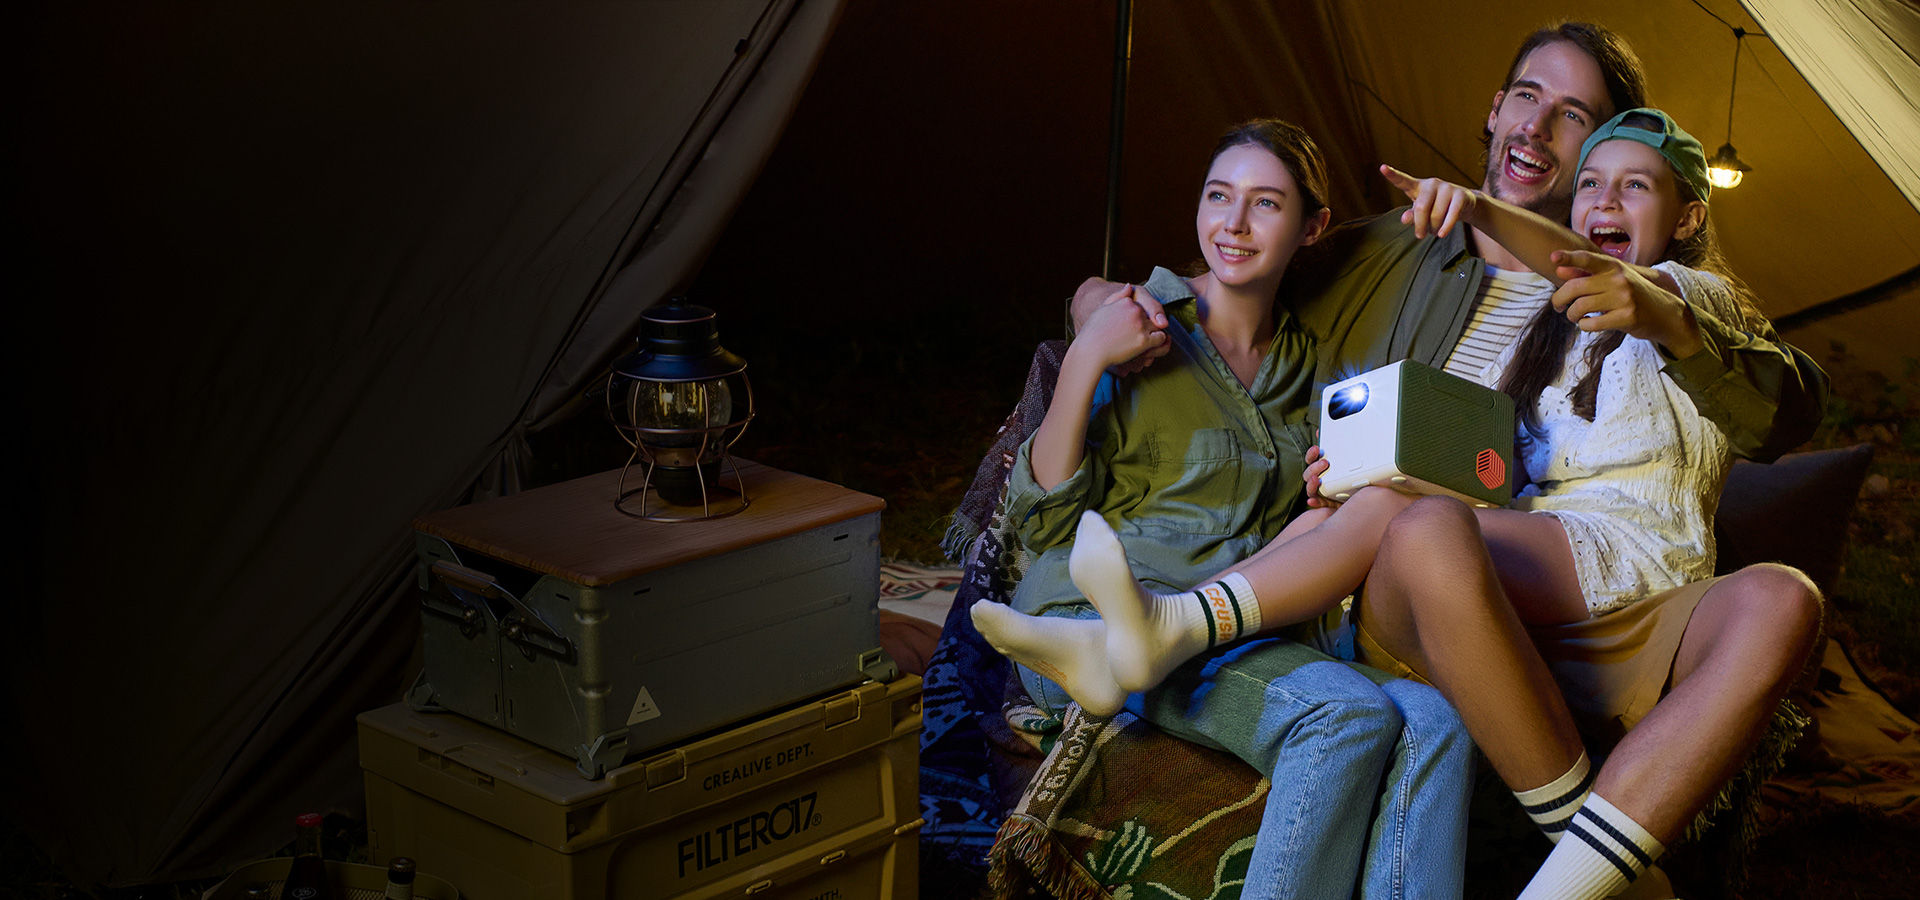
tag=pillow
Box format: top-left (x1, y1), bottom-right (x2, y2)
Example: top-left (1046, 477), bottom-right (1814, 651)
top-left (1713, 443), bottom-right (1874, 589)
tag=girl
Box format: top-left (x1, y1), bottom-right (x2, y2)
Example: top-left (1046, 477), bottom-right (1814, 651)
top-left (971, 119), bottom-right (1473, 900)
top-left (983, 109), bottom-right (1773, 899)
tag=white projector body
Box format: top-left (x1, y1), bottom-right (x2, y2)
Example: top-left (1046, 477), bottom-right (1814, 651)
top-left (1317, 360), bottom-right (1516, 508)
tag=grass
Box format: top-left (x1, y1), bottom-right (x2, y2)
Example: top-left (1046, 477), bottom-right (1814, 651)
top-left (1802, 351), bottom-right (1920, 718)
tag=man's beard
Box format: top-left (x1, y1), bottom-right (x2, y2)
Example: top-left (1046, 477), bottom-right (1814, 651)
top-left (1484, 138), bottom-right (1575, 225)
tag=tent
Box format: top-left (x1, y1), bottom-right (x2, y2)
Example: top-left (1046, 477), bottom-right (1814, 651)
top-left (15, 0), bottom-right (1917, 887)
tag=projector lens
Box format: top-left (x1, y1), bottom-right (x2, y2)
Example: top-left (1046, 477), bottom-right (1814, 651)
top-left (1328, 383), bottom-right (1369, 420)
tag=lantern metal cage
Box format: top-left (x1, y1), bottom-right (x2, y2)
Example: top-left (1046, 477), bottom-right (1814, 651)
top-left (605, 298), bottom-right (756, 521)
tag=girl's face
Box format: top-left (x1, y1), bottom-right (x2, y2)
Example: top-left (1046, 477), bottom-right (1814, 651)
top-left (1572, 139), bottom-right (1707, 266)
top-left (1196, 144), bottom-right (1329, 291)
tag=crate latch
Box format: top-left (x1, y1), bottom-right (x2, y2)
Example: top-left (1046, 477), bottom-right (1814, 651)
top-left (857, 647), bottom-right (899, 683)
top-left (822, 692), bottom-right (860, 729)
top-left (643, 750), bottom-right (686, 789)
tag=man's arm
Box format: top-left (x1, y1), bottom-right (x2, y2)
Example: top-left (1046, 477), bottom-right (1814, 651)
top-left (1656, 303), bottom-right (1830, 461)
top-left (1385, 164), bottom-right (1829, 459)
top-left (1069, 277), bottom-right (1173, 373)
top-left (1546, 247), bottom-right (1830, 459)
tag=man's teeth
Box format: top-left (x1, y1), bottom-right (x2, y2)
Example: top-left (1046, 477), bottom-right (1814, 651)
top-left (1510, 146), bottom-right (1549, 173)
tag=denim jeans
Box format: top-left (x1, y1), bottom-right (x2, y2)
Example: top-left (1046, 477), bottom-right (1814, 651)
top-left (1018, 615), bottom-right (1472, 900)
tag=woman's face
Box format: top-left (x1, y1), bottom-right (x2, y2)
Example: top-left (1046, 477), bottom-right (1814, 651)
top-left (1572, 139), bottom-right (1705, 266)
top-left (1196, 144), bottom-right (1325, 291)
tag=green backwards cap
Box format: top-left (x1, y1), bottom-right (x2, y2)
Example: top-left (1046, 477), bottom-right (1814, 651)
top-left (1577, 108), bottom-right (1712, 201)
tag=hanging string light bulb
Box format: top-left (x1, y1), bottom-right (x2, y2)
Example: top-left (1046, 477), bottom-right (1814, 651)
top-left (1708, 27), bottom-right (1755, 190)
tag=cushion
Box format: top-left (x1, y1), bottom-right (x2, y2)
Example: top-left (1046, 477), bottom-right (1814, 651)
top-left (1713, 443), bottom-right (1874, 589)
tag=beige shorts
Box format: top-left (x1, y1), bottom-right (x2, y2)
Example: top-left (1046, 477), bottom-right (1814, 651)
top-left (1325, 576), bottom-right (1721, 748)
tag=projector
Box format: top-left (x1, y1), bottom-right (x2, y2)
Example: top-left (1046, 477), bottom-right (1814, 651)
top-left (1316, 360), bottom-right (1515, 508)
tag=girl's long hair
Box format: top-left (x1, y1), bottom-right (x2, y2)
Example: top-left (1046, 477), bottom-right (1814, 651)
top-left (1496, 184), bottom-right (1767, 429)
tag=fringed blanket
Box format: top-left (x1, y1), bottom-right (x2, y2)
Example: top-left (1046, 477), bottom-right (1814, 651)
top-left (987, 706), bottom-right (1270, 900)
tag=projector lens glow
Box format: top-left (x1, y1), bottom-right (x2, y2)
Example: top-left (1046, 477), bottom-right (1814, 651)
top-left (1328, 383), bottom-right (1369, 420)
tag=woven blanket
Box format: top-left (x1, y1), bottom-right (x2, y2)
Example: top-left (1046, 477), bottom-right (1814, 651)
top-left (918, 340), bottom-right (1068, 871)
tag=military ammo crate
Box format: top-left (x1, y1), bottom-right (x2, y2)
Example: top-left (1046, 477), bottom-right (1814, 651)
top-left (359, 676), bottom-right (922, 900)
top-left (410, 459), bottom-right (893, 777)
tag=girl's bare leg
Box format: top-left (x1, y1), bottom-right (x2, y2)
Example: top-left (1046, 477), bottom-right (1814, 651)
top-left (1072, 489), bottom-right (1410, 692)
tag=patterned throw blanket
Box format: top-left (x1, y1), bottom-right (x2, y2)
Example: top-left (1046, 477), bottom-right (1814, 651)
top-left (918, 340), bottom-right (1067, 871)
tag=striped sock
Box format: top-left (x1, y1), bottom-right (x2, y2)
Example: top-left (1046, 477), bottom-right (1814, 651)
top-left (1517, 793), bottom-right (1665, 900)
top-left (1068, 512), bottom-right (1263, 692)
top-left (1190, 572), bottom-right (1263, 646)
top-left (1513, 752), bottom-right (1593, 843)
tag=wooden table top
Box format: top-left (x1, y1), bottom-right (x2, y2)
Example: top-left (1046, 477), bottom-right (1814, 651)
top-left (413, 459), bottom-right (885, 586)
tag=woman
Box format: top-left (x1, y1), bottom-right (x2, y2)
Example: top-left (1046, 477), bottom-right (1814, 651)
top-left (971, 118), bottom-right (1472, 900)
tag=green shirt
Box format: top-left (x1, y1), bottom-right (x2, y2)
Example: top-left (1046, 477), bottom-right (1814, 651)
top-left (1008, 268), bottom-right (1316, 615)
top-left (1282, 211), bottom-right (1829, 461)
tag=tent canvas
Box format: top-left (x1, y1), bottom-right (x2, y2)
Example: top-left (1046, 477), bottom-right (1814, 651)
top-left (15, 0), bottom-right (1917, 887)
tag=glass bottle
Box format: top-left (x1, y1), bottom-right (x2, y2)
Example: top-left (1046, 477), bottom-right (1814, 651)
top-left (383, 856), bottom-right (417, 900)
top-left (283, 812), bottom-right (331, 900)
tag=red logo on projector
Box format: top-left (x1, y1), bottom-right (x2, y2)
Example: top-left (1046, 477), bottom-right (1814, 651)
top-left (1475, 449), bottom-right (1506, 490)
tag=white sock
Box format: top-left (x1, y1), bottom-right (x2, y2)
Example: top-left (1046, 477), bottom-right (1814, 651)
top-left (1517, 793), bottom-right (1665, 900)
top-left (1514, 752), bottom-right (1593, 843)
top-left (1067, 511), bottom-right (1262, 692)
top-left (969, 600), bottom-right (1127, 717)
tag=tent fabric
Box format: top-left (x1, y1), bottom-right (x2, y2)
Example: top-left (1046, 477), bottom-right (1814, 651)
top-left (1739, 0), bottom-right (1920, 376)
top-left (17, 0), bottom-right (843, 885)
top-left (1745, 0), bottom-right (1920, 214)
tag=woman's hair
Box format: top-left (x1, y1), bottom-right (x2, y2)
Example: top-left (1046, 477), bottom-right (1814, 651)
top-left (1207, 118), bottom-right (1331, 219)
top-left (1497, 175), bottom-right (1768, 427)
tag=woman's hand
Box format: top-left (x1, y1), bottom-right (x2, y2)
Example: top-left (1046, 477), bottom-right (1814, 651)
top-left (1380, 164), bottom-right (1480, 240)
top-left (1548, 249), bottom-right (1704, 357)
top-left (1302, 444), bottom-right (1338, 509)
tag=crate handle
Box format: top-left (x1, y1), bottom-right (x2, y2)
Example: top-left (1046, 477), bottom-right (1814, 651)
top-left (428, 562), bottom-right (576, 664)
top-left (420, 563), bottom-right (494, 638)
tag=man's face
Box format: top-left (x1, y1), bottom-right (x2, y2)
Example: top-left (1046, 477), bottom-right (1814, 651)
top-left (1483, 40), bottom-right (1612, 223)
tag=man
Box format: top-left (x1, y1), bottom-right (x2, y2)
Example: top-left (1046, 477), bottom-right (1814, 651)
top-left (1071, 21), bottom-right (1826, 899)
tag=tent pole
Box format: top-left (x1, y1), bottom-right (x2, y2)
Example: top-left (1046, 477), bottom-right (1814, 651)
top-left (1102, 0), bottom-right (1133, 280)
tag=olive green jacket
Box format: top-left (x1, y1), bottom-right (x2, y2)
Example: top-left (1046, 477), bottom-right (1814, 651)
top-left (1282, 211), bottom-right (1829, 462)
top-left (1009, 268), bottom-right (1317, 615)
